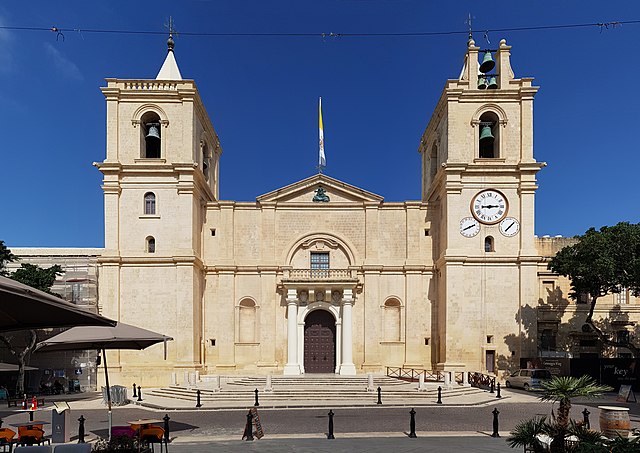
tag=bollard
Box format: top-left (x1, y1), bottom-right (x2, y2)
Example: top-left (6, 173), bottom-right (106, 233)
top-left (137, 385), bottom-right (142, 402)
top-left (327, 410), bottom-right (335, 439)
top-left (163, 414), bottom-right (171, 444)
top-left (132, 383), bottom-right (137, 398)
top-left (196, 389), bottom-right (202, 408)
top-left (408, 408), bottom-right (417, 438)
top-left (0, 418), bottom-right (3, 428)
top-left (242, 410), bottom-right (254, 441)
top-left (254, 388), bottom-right (260, 407)
top-left (376, 386), bottom-right (382, 405)
top-left (496, 383), bottom-right (501, 398)
top-left (77, 415), bottom-right (85, 444)
top-left (491, 408), bottom-right (500, 438)
top-left (582, 408), bottom-right (590, 429)
top-left (490, 380), bottom-right (495, 394)
top-left (437, 386), bottom-right (442, 404)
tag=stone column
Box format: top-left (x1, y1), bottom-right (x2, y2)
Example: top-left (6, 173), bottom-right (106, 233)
top-left (340, 289), bottom-right (357, 375)
top-left (284, 289), bottom-right (301, 375)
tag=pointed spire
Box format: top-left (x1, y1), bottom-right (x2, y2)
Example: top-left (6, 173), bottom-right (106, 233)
top-left (156, 18), bottom-right (183, 80)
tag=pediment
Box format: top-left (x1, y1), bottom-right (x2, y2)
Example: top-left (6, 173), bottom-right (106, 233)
top-left (257, 174), bottom-right (383, 204)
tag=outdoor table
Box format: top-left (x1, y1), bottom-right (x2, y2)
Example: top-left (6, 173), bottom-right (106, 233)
top-left (15, 408), bottom-right (38, 422)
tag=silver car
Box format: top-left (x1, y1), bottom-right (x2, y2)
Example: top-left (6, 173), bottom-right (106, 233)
top-left (505, 369), bottom-right (552, 390)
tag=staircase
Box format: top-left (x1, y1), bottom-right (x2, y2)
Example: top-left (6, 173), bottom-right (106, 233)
top-left (144, 375), bottom-right (491, 409)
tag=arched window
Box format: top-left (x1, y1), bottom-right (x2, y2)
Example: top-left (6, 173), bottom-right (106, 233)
top-left (202, 142), bottom-right (210, 182)
top-left (144, 192), bottom-right (156, 215)
top-left (141, 112), bottom-right (161, 158)
top-left (484, 236), bottom-right (495, 253)
top-left (238, 299), bottom-right (256, 343)
top-left (146, 236), bottom-right (156, 253)
top-left (478, 111), bottom-right (499, 158)
top-left (383, 299), bottom-right (401, 341)
top-left (429, 143), bottom-right (438, 182)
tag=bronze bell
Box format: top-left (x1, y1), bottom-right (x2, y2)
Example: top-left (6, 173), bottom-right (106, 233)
top-left (487, 76), bottom-right (498, 89)
top-left (479, 51), bottom-right (495, 73)
top-left (477, 76), bottom-right (487, 90)
top-left (145, 123), bottom-right (161, 140)
top-left (479, 125), bottom-right (494, 143)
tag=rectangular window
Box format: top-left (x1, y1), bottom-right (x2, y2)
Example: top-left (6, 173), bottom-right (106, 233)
top-left (617, 287), bottom-right (628, 305)
top-left (310, 252), bottom-right (329, 278)
top-left (540, 329), bottom-right (557, 351)
top-left (577, 292), bottom-right (589, 304)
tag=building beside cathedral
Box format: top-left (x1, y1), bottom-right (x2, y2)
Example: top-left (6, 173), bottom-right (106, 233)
top-left (10, 37), bottom-right (639, 388)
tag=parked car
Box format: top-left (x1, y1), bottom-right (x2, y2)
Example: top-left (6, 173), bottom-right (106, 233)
top-left (505, 369), bottom-right (552, 390)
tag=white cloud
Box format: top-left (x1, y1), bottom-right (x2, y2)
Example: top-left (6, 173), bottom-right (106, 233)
top-left (44, 42), bottom-right (83, 81)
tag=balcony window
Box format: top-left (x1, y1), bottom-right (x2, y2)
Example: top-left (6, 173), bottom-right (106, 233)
top-left (310, 252), bottom-right (329, 278)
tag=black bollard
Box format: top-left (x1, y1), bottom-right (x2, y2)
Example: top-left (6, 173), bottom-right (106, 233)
top-left (491, 408), bottom-right (500, 438)
top-left (496, 383), bottom-right (501, 398)
top-left (77, 415), bottom-right (85, 444)
top-left (242, 410), bottom-right (254, 441)
top-left (132, 383), bottom-right (137, 398)
top-left (408, 408), bottom-right (417, 438)
top-left (436, 386), bottom-right (442, 404)
top-left (490, 380), bottom-right (495, 394)
top-left (137, 385), bottom-right (142, 402)
top-left (195, 389), bottom-right (202, 408)
top-left (163, 414), bottom-right (170, 444)
top-left (0, 418), bottom-right (3, 428)
top-left (376, 386), bottom-right (382, 405)
top-left (254, 388), bottom-right (260, 407)
top-left (582, 408), bottom-right (590, 429)
top-left (327, 409), bottom-right (335, 439)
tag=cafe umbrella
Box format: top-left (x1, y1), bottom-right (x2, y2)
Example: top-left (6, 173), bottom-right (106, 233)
top-left (0, 276), bottom-right (115, 331)
top-left (35, 322), bottom-right (173, 437)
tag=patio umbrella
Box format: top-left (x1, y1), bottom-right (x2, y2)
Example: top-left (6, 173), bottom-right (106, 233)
top-left (35, 322), bottom-right (173, 438)
top-left (0, 276), bottom-right (115, 331)
top-left (0, 363), bottom-right (37, 372)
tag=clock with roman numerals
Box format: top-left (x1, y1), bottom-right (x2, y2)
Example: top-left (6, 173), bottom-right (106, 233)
top-left (471, 189), bottom-right (508, 224)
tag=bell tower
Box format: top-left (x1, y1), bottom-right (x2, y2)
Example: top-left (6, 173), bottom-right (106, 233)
top-left (96, 36), bottom-right (222, 383)
top-left (419, 38), bottom-right (544, 374)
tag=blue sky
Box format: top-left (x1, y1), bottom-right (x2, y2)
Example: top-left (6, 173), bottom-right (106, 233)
top-left (1, 1), bottom-right (639, 247)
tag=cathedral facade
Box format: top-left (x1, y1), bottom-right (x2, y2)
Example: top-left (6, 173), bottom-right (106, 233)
top-left (90, 37), bottom-right (636, 386)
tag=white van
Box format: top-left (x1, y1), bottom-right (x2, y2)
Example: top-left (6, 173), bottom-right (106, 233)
top-left (505, 369), bottom-right (552, 390)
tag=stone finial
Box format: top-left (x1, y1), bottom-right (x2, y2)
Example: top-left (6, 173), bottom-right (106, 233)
top-left (167, 34), bottom-right (175, 53)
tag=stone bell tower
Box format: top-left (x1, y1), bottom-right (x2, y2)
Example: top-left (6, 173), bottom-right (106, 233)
top-left (96, 36), bottom-right (222, 384)
top-left (418, 38), bottom-right (544, 374)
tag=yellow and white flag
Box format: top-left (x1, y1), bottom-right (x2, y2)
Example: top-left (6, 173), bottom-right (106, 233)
top-left (319, 97), bottom-right (326, 169)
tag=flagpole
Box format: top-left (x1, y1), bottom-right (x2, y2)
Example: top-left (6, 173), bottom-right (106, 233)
top-left (318, 97), bottom-right (326, 174)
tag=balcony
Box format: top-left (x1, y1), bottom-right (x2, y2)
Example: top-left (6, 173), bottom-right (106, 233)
top-left (282, 269), bottom-right (358, 282)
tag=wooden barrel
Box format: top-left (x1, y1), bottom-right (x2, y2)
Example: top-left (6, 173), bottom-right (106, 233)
top-left (598, 406), bottom-right (631, 438)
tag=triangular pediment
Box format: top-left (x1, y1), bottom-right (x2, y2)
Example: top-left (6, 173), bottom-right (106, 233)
top-left (257, 174), bottom-right (384, 204)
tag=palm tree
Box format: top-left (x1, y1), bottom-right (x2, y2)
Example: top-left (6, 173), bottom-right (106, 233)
top-left (507, 416), bottom-right (548, 453)
top-left (539, 375), bottom-right (612, 430)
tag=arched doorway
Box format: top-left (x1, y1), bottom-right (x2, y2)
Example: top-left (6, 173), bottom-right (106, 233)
top-left (304, 310), bottom-right (336, 373)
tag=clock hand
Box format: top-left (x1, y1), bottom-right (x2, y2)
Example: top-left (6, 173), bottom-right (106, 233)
top-left (505, 221), bottom-right (515, 231)
top-left (463, 224), bottom-right (476, 231)
top-left (481, 204), bottom-right (500, 209)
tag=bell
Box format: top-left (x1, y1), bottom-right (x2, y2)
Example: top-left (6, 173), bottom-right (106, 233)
top-left (479, 125), bottom-right (494, 143)
top-left (479, 51), bottom-right (495, 73)
top-left (477, 76), bottom-right (487, 90)
top-left (487, 76), bottom-right (498, 89)
top-left (145, 124), bottom-right (161, 140)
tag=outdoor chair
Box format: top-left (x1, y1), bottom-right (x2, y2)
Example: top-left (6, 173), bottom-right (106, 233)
top-left (139, 425), bottom-right (168, 453)
top-left (52, 444), bottom-right (91, 453)
top-left (16, 427), bottom-right (48, 447)
top-left (0, 428), bottom-right (16, 452)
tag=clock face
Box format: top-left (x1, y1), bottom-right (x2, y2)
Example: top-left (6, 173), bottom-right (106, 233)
top-left (499, 217), bottom-right (520, 237)
top-left (471, 189), bottom-right (508, 224)
top-left (459, 217), bottom-right (480, 237)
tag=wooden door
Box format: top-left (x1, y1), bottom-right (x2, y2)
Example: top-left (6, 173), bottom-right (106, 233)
top-left (304, 310), bottom-right (336, 373)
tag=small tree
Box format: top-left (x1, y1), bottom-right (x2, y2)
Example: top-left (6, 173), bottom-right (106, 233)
top-left (548, 222), bottom-right (640, 357)
top-left (0, 240), bottom-right (17, 276)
